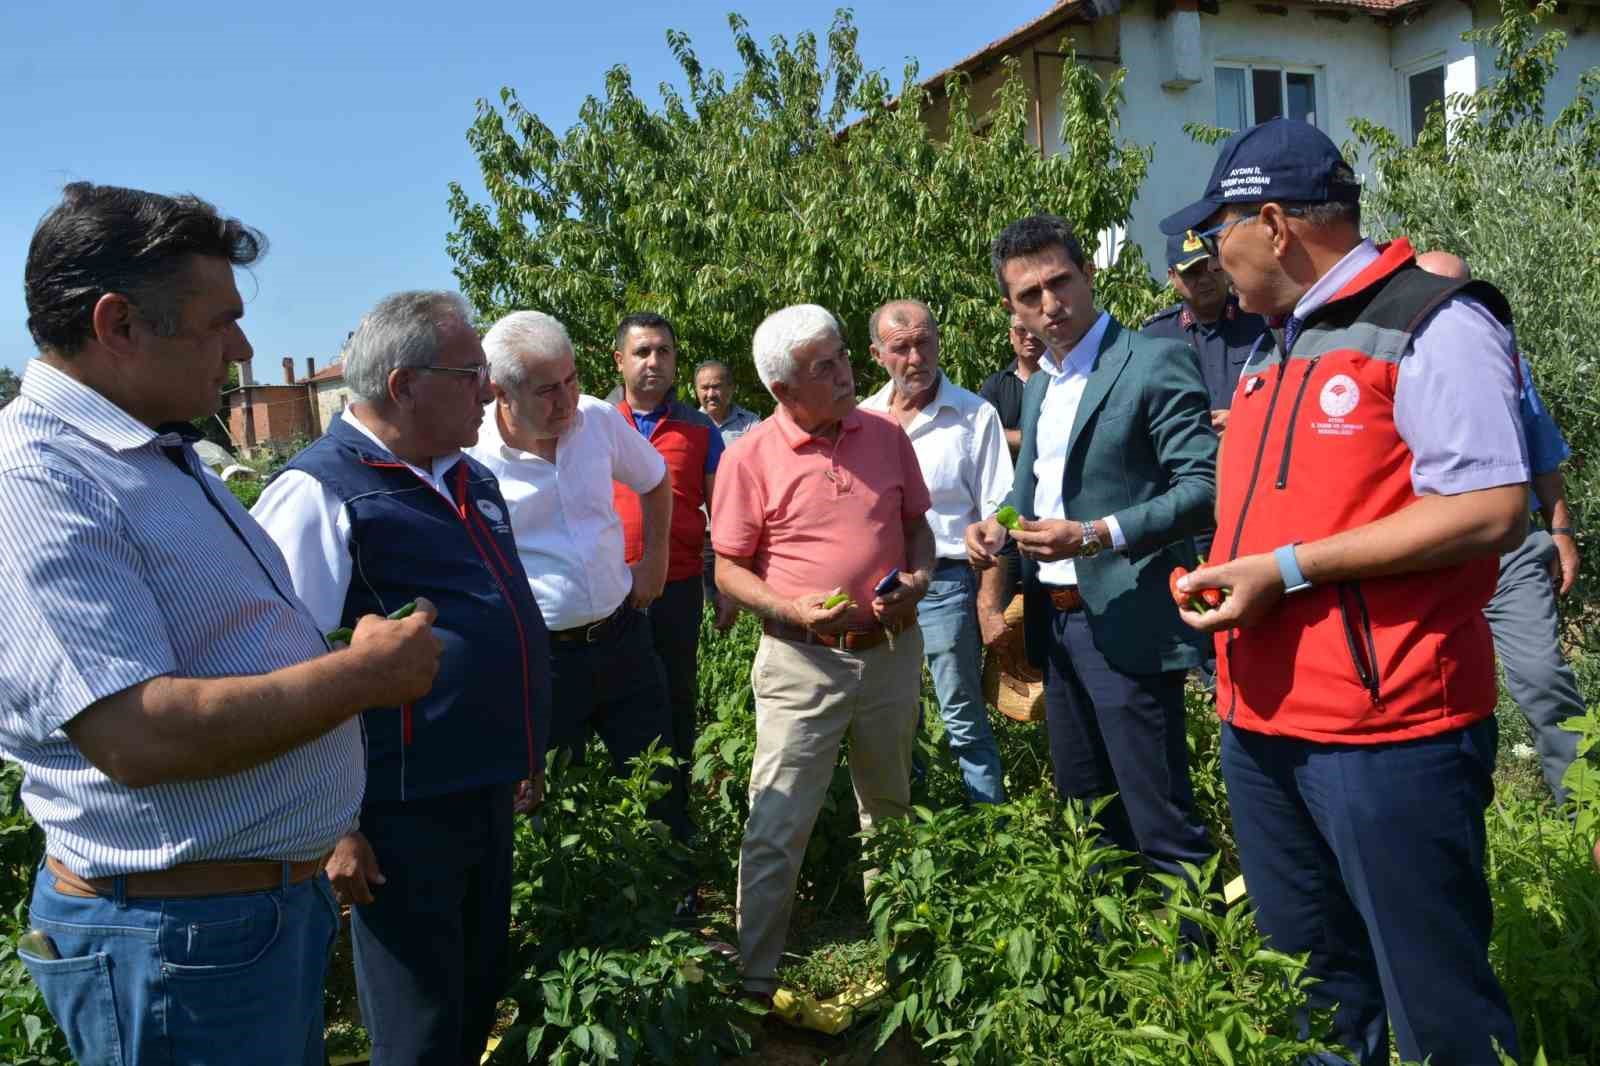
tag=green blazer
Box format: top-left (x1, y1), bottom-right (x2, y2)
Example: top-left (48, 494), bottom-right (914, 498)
top-left (1010, 316), bottom-right (1218, 675)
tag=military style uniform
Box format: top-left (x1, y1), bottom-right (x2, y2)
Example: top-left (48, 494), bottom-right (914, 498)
top-left (1140, 297), bottom-right (1268, 411)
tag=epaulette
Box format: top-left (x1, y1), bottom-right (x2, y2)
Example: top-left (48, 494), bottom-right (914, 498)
top-left (1140, 304), bottom-right (1181, 329)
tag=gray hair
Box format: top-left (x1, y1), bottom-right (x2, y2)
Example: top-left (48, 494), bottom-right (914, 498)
top-left (483, 311), bottom-right (575, 389)
top-left (693, 358), bottom-right (731, 381)
top-left (752, 304), bottom-right (841, 394)
top-left (343, 290), bottom-right (473, 404)
top-left (867, 299), bottom-right (939, 346)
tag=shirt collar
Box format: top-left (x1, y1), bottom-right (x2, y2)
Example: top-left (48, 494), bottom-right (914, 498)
top-left (1040, 310), bottom-right (1111, 378)
top-left (18, 359), bottom-right (162, 452)
top-left (1293, 239), bottom-right (1381, 323)
top-left (864, 370), bottom-right (957, 418)
top-left (340, 407), bottom-right (463, 480)
top-left (772, 402), bottom-right (863, 450)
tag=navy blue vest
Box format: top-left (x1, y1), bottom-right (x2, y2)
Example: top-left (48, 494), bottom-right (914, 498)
top-left (281, 418), bottom-right (551, 802)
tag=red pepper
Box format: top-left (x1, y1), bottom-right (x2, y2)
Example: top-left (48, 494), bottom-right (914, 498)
top-left (1198, 586), bottom-right (1224, 610)
top-left (1169, 566), bottom-right (1191, 609)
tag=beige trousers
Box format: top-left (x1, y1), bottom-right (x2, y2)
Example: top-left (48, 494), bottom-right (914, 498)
top-left (736, 628), bottom-right (923, 990)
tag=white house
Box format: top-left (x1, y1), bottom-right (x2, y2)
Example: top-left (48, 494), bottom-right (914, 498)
top-left (917, 0), bottom-right (1600, 275)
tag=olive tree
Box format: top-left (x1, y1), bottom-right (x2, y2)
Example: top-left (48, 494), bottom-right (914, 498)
top-left (1351, 0), bottom-right (1600, 626)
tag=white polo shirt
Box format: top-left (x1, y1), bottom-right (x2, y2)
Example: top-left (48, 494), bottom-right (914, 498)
top-left (466, 395), bottom-right (666, 630)
top-left (860, 372), bottom-right (1013, 561)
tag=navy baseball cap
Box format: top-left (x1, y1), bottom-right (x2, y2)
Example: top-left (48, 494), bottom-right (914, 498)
top-left (1166, 230), bottom-right (1210, 272)
top-left (1159, 118), bottom-right (1360, 236)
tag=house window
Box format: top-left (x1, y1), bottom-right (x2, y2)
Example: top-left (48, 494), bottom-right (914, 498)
top-left (1216, 65), bottom-right (1319, 131)
top-left (1406, 64), bottom-right (1446, 145)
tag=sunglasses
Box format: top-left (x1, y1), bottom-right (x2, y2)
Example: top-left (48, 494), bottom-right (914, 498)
top-left (1192, 214), bottom-right (1258, 258)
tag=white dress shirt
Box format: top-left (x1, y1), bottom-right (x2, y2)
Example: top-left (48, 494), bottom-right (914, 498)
top-left (466, 395), bottom-right (666, 631)
top-left (1030, 311), bottom-right (1126, 586)
top-left (252, 408), bottom-right (465, 631)
top-left (860, 372), bottom-right (1014, 560)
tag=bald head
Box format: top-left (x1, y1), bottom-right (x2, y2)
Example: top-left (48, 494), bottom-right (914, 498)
top-left (868, 299), bottom-right (938, 345)
top-left (1416, 250), bottom-right (1471, 281)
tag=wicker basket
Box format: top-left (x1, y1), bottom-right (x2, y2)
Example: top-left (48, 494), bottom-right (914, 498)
top-left (982, 594), bottom-right (1045, 723)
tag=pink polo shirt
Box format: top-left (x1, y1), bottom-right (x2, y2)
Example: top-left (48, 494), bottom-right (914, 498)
top-left (711, 403), bottom-right (931, 626)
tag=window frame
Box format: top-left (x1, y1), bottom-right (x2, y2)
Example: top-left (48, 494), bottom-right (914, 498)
top-left (1213, 61), bottom-right (1324, 130)
top-left (1397, 52), bottom-right (1449, 146)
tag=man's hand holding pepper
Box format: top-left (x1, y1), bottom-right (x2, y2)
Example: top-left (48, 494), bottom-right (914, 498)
top-left (1175, 553), bottom-right (1282, 633)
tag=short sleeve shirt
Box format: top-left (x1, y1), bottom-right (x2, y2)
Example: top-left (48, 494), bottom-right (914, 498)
top-left (711, 405), bottom-right (931, 626)
top-left (467, 395), bottom-right (666, 630)
top-left (979, 361), bottom-right (1027, 430)
top-left (0, 361), bottom-right (363, 876)
top-left (1292, 241), bottom-right (1529, 497)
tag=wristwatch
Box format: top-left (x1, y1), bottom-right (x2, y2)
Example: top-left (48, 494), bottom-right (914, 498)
top-left (1274, 543), bottom-right (1312, 594)
top-left (1078, 521), bottom-right (1103, 558)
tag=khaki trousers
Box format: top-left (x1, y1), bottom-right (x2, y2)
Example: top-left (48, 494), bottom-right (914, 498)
top-left (736, 628), bottom-right (923, 990)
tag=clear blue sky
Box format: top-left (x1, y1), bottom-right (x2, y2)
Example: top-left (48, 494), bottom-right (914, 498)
top-left (0, 1), bottom-right (1046, 377)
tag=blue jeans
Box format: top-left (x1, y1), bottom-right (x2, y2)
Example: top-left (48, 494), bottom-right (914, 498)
top-left (20, 862), bottom-right (339, 1066)
top-left (1222, 720), bottom-right (1518, 1066)
top-left (917, 559), bottom-right (1006, 804)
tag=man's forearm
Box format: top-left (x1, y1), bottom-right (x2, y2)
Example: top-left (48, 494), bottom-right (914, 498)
top-left (1295, 485), bottom-right (1528, 586)
top-left (1004, 427), bottom-right (1022, 454)
top-left (639, 474), bottom-right (673, 566)
top-left (904, 516), bottom-right (936, 577)
top-left (715, 555), bottom-right (794, 625)
top-left (1532, 469), bottom-right (1568, 529)
top-left (978, 554), bottom-right (1010, 616)
top-left (66, 650), bottom-right (396, 789)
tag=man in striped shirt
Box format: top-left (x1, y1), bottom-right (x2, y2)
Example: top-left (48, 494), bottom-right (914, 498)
top-left (0, 182), bottom-right (442, 1066)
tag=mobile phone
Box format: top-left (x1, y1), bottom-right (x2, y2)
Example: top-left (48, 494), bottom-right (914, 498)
top-left (18, 930), bottom-right (59, 960)
top-left (873, 569), bottom-right (901, 598)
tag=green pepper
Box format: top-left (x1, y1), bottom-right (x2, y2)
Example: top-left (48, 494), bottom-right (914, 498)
top-left (995, 505), bottom-right (1021, 530)
top-left (822, 591), bottom-right (854, 610)
top-left (326, 600), bottom-right (420, 646)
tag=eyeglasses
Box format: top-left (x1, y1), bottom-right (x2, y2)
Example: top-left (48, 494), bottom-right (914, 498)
top-left (421, 363), bottom-right (490, 387)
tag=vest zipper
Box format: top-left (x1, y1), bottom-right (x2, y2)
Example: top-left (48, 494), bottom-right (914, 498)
top-left (454, 468), bottom-right (539, 778)
top-left (1273, 357), bottom-right (1321, 490)
top-left (1336, 582), bottom-right (1383, 705)
top-left (1220, 360), bottom-right (1290, 726)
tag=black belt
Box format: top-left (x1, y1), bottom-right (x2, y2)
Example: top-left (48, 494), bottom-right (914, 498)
top-left (549, 603), bottom-right (630, 644)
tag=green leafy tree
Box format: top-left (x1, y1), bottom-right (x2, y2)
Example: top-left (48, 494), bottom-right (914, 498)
top-left (448, 11), bottom-right (1161, 404)
top-left (1349, 0), bottom-right (1600, 636)
top-left (0, 367), bottom-right (19, 409)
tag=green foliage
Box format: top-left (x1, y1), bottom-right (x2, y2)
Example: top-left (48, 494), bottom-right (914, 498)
top-left (1350, 0), bottom-right (1600, 629)
top-left (1485, 789), bottom-right (1600, 1065)
top-left (862, 795), bottom-right (1341, 1065)
top-left (494, 746), bottom-right (756, 1065)
top-left (0, 768), bottom-right (71, 1065)
top-left (448, 11), bottom-right (1162, 402)
top-left (0, 367), bottom-right (20, 410)
top-left (493, 933), bottom-right (755, 1066)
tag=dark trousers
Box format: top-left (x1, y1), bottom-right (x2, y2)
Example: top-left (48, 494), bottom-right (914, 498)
top-left (1041, 606), bottom-right (1215, 884)
top-left (352, 782), bottom-right (515, 1066)
top-left (1221, 720), bottom-right (1518, 1066)
top-left (648, 575), bottom-right (704, 828)
top-left (549, 606), bottom-right (687, 839)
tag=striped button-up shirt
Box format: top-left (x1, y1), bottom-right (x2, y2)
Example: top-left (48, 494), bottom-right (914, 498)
top-left (0, 360), bottom-right (362, 877)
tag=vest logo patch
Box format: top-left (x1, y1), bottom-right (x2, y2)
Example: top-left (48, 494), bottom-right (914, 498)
top-left (1319, 375), bottom-right (1360, 418)
top-left (476, 499), bottom-right (506, 524)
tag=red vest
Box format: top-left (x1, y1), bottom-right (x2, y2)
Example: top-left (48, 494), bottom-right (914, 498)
top-left (612, 397), bottom-right (716, 583)
top-left (1213, 239), bottom-right (1514, 744)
